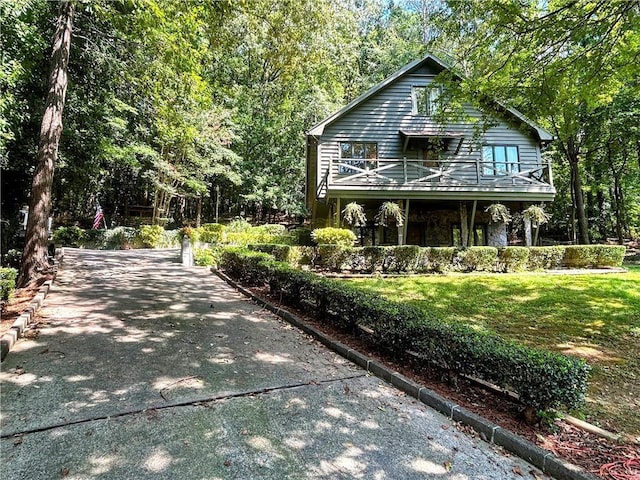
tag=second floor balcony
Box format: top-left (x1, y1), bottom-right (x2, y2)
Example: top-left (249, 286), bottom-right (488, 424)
top-left (316, 156), bottom-right (555, 201)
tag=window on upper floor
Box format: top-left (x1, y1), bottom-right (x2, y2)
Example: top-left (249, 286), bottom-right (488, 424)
top-left (482, 145), bottom-right (520, 175)
top-left (412, 85), bottom-right (441, 116)
top-left (339, 142), bottom-right (377, 174)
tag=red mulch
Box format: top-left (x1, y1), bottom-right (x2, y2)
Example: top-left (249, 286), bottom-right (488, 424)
top-left (0, 274), bottom-right (52, 337)
top-left (249, 285), bottom-right (640, 480)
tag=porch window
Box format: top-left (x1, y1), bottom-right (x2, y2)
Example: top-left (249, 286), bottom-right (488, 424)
top-left (339, 142), bottom-right (377, 174)
top-left (412, 86), bottom-right (441, 116)
top-left (482, 145), bottom-right (520, 175)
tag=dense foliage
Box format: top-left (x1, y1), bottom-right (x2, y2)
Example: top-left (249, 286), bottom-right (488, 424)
top-left (0, 268), bottom-right (18, 302)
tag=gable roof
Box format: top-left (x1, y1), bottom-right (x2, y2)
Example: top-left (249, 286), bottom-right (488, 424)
top-left (307, 52), bottom-right (553, 142)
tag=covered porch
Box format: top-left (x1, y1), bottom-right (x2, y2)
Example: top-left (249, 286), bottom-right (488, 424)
top-left (317, 198), bottom-right (541, 247)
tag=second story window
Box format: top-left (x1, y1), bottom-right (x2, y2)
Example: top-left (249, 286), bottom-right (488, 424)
top-left (412, 86), bottom-right (441, 116)
top-left (339, 142), bottom-right (377, 173)
top-left (482, 145), bottom-right (520, 175)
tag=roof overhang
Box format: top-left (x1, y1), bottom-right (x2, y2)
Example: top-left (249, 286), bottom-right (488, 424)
top-left (399, 129), bottom-right (465, 154)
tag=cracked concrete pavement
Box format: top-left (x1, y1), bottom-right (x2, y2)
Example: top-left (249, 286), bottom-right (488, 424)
top-left (0, 248), bottom-right (542, 479)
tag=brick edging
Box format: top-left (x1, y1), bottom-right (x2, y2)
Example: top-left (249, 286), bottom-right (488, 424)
top-left (214, 268), bottom-right (599, 480)
top-left (1, 250), bottom-right (64, 362)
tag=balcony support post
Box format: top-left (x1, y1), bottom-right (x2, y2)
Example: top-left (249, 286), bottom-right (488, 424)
top-left (403, 198), bottom-right (410, 246)
top-left (467, 200), bottom-right (477, 247)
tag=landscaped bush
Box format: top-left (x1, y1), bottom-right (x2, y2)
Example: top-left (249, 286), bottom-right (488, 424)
top-left (388, 245), bottom-right (422, 272)
top-left (498, 247), bottom-right (530, 272)
top-left (360, 246), bottom-right (389, 273)
top-left (311, 227), bottom-right (356, 247)
top-left (3, 250), bottom-right (22, 269)
top-left (454, 247), bottom-right (498, 272)
top-left (528, 246), bottom-right (565, 270)
top-left (160, 229), bottom-right (180, 248)
top-left (82, 229), bottom-right (107, 248)
top-left (178, 226), bottom-right (200, 244)
top-left (137, 225), bottom-right (164, 248)
top-left (197, 223), bottom-right (224, 244)
top-left (316, 245), bottom-right (351, 271)
top-left (193, 246), bottom-right (224, 266)
top-left (218, 249), bottom-right (591, 413)
top-left (563, 245), bottom-right (626, 268)
top-left (0, 268), bottom-right (18, 302)
top-left (105, 226), bottom-right (137, 249)
top-left (222, 221), bottom-right (288, 246)
top-left (288, 246), bottom-right (315, 268)
top-left (427, 247), bottom-right (456, 273)
top-left (53, 226), bottom-right (85, 247)
top-left (593, 245), bottom-right (626, 266)
top-left (248, 243), bottom-right (292, 262)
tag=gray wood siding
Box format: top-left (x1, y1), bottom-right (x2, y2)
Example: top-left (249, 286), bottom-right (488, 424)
top-left (317, 73), bottom-right (541, 189)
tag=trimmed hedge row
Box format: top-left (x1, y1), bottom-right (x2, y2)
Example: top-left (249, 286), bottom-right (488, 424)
top-left (244, 244), bottom-right (626, 273)
top-left (1, 268), bottom-right (18, 302)
top-left (219, 248), bottom-right (590, 413)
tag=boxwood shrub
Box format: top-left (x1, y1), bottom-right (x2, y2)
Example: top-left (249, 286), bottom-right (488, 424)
top-left (197, 223), bottom-right (224, 244)
top-left (527, 246), bottom-right (565, 270)
top-left (427, 247), bottom-right (456, 273)
top-left (361, 246), bottom-right (389, 273)
top-left (454, 247), bottom-right (498, 272)
top-left (311, 227), bottom-right (356, 247)
top-left (137, 225), bottom-right (164, 248)
top-left (248, 243), bottom-right (292, 262)
top-left (498, 246), bottom-right (530, 272)
top-left (563, 245), bottom-right (626, 268)
top-left (1, 268), bottom-right (18, 302)
top-left (593, 245), bottom-right (626, 266)
top-left (52, 226), bottom-right (85, 247)
top-left (219, 249), bottom-right (590, 413)
top-left (388, 245), bottom-right (422, 272)
top-left (316, 245), bottom-right (351, 271)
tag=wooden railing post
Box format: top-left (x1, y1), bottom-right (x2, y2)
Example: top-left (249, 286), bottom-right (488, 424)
top-left (547, 158), bottom-right (554, 187)
top-left (329, 157), bottom-right (334, 186)
top-left (403, 157), bottom-right (407, 184)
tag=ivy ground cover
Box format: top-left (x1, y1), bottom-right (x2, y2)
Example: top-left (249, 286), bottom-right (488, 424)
top-left (345, 266), bottom-right (640, 438)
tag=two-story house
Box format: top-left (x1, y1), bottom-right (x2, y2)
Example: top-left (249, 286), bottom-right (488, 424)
top-left (306, 53), bottom-right (554, 247)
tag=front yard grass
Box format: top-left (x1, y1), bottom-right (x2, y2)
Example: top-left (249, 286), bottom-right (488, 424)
top-left (345, 265), bottom-right (640, 438)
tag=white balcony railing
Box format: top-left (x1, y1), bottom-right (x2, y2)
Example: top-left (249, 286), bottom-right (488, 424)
top-left (324, 157), bottom-right (554, 190)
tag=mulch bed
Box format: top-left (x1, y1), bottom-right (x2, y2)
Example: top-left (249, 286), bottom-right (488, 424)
top-left (0, 274), bottom-right (52, 337)
top-left (248, 285), bottom-right (640, 480)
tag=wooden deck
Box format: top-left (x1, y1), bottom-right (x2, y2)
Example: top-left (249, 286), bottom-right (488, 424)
top-left (317, 157), bottom-right (555, 201)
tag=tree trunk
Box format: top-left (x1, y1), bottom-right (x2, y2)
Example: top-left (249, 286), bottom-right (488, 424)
top-left (18, 1), bottom-right (75, 287)
top-left (567, 145), bottom-right (590, 244)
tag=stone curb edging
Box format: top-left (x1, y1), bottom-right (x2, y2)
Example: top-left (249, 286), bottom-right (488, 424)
top-left (1, 250), bottom-right (64, 363)
top-left (214, 268), bottom-right (599, 480)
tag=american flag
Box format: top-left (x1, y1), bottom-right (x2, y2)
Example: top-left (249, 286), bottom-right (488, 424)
top-left (93, 205), bottom-right (105, 229)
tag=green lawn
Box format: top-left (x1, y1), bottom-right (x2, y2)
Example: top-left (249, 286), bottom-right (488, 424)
top-left (345, 265), bottom-right (640, 437)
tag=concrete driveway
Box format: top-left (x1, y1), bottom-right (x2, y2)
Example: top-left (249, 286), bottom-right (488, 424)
top-left (0, 248), bottom-right (541, 479)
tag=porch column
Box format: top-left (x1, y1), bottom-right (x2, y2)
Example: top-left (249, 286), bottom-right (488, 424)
top-left (403, 199), bottom-right (410, 245)
top-left (524, 215), bottom-right (533, 246)
top-left (335, 197), bottom-right (341, 227)
top-left (459, 202), bottom-right (468, 247)
top-left (467, 200), bottom-right (477, 247)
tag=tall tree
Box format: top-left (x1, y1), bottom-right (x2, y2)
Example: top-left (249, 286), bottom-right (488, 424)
top-left (19, 0), bottom-right (74, 286)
